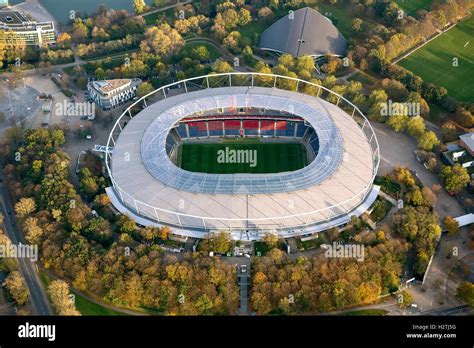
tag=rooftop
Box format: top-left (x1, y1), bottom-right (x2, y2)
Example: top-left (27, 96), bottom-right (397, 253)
top-left (0, 10), bottom-right (54, 31)
top-left (258, 7), bottom-right (347, 57)
top-left (90, 79), bottom-right (141, 95)
top-left (0, 10), bottom-right (28, 25)
top-left (110, 86), bottom-right (375, 231)
top-left (459, 133), bottom-right (474, 151)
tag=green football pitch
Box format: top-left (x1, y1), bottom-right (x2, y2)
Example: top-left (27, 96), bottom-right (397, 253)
top-left (398, 14), bottom-right (474, 102)
top-left (177, 140), bottom-right (308, 174)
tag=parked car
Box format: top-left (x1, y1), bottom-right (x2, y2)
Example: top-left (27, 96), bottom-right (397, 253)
top-left (240, 265), bottom-right (247, 273)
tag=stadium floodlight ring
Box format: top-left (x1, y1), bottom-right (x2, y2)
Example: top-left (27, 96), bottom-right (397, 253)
top-left (105, 73), bottom-right (380, 237)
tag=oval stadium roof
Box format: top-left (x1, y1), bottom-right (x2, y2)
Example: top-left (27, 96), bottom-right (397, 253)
top-left (258, 7), bottom-right (347, 57)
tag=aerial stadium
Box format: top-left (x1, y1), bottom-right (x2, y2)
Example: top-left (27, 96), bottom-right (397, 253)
top-left (105, 73), bottom-right (380, 241)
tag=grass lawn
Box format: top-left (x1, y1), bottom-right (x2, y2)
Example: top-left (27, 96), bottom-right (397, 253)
top-left (254, 241), bottom-right (269, 256)
top-left (311, 3), bottom-right (377, 40)
top-left (348, 71), bottom-right (378, 87)
top-left (300, 237), bottom-right (324, 250)
top-left (341, 309), bottom-right (389, 316)
top-left (428, 102), bottom-right (448, 123)
top-left (74, 294), bottom-right (127, 316)
top-left (370, 199), bottom-right (393, 222)
top-left (178, 140), bottom-right (308, 174)
top-left (39, 270), bottom-right (125, 316)
top-left (143, 8), bottom-right (175, 26)
top-left (239, 20), bottom-right (268, 44)
top-left (398, 14), bottom-right (474, 102)
top-left (183, 41), bottom-right (220, 61)
top-left (396, 0), bottom-right (432, 16)
top-left (374, 176), bottom-right (401, 199)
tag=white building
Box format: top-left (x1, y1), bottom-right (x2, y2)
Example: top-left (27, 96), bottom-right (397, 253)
top-left (0, 10), bottom-right (55, 46)
top-left (87, 79), bottom-right (142, 110)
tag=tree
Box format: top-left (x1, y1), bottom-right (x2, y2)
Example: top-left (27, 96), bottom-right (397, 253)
top-left (204, 232), bottom-right (232, 254)
top-left (117, 215), bottom-right (136, 234)
top-left (352, 18), bottom-right (363, 31)
top-left (398, 290), bottom-right (413, 309)
top-left (4, 271), bottom-right (29, 305)
top-left (48, 280), bottom-right (80, 316)
top-left (24, 217), bottom-right (43, 244)
top-left (296, 55), bottom-right (316, 80)
top-left (406, 116), bottom-right (425, 137)
top-left (238, 8), bottom-right (252, 26)
top-left (191, 45), bottom-right (210, 61)
top-left (422, 187), bottom-right (437, 206)
top-left (15, 197), bottom-right (36, 218)
top-left (140, 24), bottom-right (184, 57)
top-left (387, 114), bottom-right (409, 133)
top-left (456, 282), bottom-right (474, 308)
top-left (417, 131), bottom-right (439, 151)
top-left (133, 0), bottom-right (146, 14)
top-left (440, 164), bottom-right (470, 193)
top-left (444, 216), bottom-right (459, 236)
top-left (367, 89), bottom-right (388, 121)
top-left (262, 233), bottom-right (279, 249)
top-left (136, 82), bottom-right (154, 97)
top-left (211, 59), bottom-right (233, 73)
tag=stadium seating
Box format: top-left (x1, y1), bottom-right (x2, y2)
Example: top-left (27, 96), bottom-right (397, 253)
top-left (176, 124), bottom-right (188, 139)
top-left (260, 120), bottom-right (275, 136)
top-left (295, 123), bottom-right (309, 138)
top-left (224, 120), bottom-right (241, 136)
top-left (172, 117), bottom-right (314, 142)
top-left (165, 134), bottom-right (176, 155)
top-left (208, 121), bottom-right (224, 136)
top-left (243, 120), bottom-right (259, 136)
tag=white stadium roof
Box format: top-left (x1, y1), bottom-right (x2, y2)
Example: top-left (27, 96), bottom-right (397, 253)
top-left (108, 82), bottom-right (377, 235)
top-left (140, 91), bottom-right (344, 195)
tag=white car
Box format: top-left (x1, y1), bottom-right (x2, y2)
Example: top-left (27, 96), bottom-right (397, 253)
top-left (240, 265), bottom-right (247, 273)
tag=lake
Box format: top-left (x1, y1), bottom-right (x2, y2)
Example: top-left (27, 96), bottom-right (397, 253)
top-left (10, 0), bottom-right (154, 23)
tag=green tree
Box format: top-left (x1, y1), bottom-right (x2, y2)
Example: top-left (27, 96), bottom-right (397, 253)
top-left (443, 216), bottom-right (459, 236)
top-left (238, 8), bottom-right (252, 26)
top-left (140, 24), bottom-right (184, 57)
top-left (352, 18), bottom-right (363, 31)
top-left (367, 89), bottom-right (388, 121)
top-left (406, 116), bottom-right (425, 137)
top-left (417, 131), bottom-right (439, 151)
top-left (387, 114), bottom-right (409, 133)
top-left (440, 164), bottom-right (470, 193)
top-left (456, 282), bottom-right (474, 307)
top-left (211, 59), bottom-right (233, 73)
top-left (191, 45), bottom-right (210, 61)
top-left (262, 233), bottom-right (279, 249)
top-left (136, 82), bottom-right (154, 97)
top-left (397, 290), bottom-right (413, 309)
top-left (117, 215), bottom-right (136, 234)
top-left (133, 0), bottom-right (146, 14)
top-left (78, 168), bottom-right (99, 199)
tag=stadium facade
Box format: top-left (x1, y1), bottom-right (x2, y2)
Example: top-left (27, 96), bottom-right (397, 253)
top-left (106, 73), bottom-right (380, 241)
